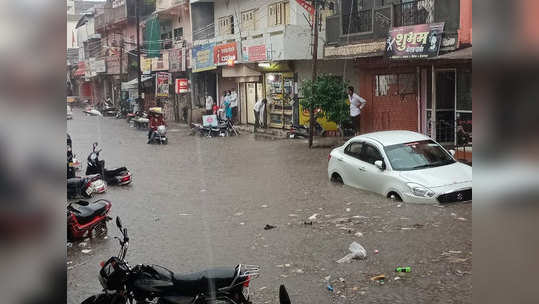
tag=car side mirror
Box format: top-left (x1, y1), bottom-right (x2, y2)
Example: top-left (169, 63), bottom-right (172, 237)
top-left (374, 160), bottom-right (385, 171)
top-left (449, 149), bottom-right (456, 156)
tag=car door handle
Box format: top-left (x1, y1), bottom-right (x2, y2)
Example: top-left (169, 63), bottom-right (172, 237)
top-left (358, 167), bottom-right (366, 171)
top-left (336, 158), bottom-right (343, 161)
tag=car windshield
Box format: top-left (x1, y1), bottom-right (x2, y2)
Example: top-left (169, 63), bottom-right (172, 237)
top-left (384, 140), bottom-right (455, 171)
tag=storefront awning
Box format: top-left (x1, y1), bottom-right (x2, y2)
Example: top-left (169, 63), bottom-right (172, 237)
top-left (121, 75), bottom-right (154, 90)
top-left (222, 65), bottom-right (261, 78)
top-left (431, 47), bottom-right (472, 60)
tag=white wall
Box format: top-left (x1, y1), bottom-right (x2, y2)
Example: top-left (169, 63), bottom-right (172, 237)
top-left (210, 0), bottom-right (323, 61)
top-left (213, 0), bottom-right (313, 35)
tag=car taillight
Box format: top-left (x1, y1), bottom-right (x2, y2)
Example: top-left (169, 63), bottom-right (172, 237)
top-left (100, 261), bottom-right (105, 268)
top-left (328, 154), bottom-right (332, 162)
top-left (243, 276), bottom-right (251, 287)
top-left (121, 175), bottom-right (130, 182)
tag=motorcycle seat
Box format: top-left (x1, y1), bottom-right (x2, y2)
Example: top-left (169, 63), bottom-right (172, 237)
top-left (171, 267), bottom-right (236, 296)
top-left (159, 296), bottom-right (194, 304)
top-left (67, 178), bottom-right (83, 187)
top-left (104, 167), bottom-right (127, 176)
top-left (68, 201), bottom-right (108, 225)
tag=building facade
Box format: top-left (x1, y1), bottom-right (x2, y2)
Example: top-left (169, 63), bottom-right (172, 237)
top-left (324, 0), bottom-right (472, 160)
top-left (190, 0), bottom-right (345, 128)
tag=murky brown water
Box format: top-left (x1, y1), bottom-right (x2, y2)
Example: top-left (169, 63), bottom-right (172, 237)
top-left (67, 110), bottom-right (471, 304)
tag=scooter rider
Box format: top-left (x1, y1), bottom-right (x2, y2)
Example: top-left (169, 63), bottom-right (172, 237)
top-left (147, 111), bottom-right (166, 144)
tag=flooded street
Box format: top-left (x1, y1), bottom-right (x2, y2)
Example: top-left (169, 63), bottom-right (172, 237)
top-left (67, 110), bottom-right (471, 304)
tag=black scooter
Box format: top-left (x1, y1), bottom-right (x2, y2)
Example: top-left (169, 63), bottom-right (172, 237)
top-left (86, 143), bottom-right (132, 186)
top-left (81, 217), bottom-right (261, 304)
top-left (68, 135), bottom-right (106, 198)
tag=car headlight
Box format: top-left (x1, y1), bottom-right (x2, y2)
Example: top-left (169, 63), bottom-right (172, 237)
top-left (407, 183), bottom-right (435, 198)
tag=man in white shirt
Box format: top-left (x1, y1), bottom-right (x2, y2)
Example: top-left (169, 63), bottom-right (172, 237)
top-left (229, 88), bottom-right (238, 122)
top-left (253, 98), bottom-right (266, 130)
top-left (205, 95), bottom-right (214, 116)
top-left (348, 86), bottom-right (367, 135)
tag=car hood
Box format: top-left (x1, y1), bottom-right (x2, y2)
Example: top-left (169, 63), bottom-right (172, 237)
top-left (398, 162), bottom-right (472, 188)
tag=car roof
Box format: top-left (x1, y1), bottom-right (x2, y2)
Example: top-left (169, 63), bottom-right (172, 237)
top-left (350, 130), bottom-right (431, 146)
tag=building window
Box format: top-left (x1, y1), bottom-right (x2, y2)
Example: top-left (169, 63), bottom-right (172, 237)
top-left (160, 32), bottom-right (172, 49)
top-left (375, 74), bottom-right (397, 96)
top-left (218, 15), bottom-right (234, 35)
top-left (268, 1), bottom-right (290, 27)
top-left (398, 73), bottom-right (417, 95)
top-left (375, 73), bottom-right (416, 96)
top-left (174, 28), bottom-right (184, 41)
top-left (241, 9), bottom-right (256, 32)
top-left (342, 0), bottom-right (373, 34)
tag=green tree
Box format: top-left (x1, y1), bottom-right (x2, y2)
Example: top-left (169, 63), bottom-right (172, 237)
top-left (300, 74), bottom-right (349, 136)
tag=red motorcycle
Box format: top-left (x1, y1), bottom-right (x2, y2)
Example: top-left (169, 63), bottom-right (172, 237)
top-left (67, 200), bottom-right (112, 241)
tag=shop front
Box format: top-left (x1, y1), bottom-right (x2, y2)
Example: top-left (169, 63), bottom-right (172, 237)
top-left (264, 70), bottom-right (295, 129)
top-left (191, 43), bottom-right (217, 108)
top-left (221, 64), bottom-right (262, 125)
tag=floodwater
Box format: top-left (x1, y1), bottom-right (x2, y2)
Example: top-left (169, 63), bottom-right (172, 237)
top-left (67, 110), bottom-right (471, 303)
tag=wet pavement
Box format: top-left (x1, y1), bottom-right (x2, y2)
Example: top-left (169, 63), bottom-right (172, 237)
top-left (67, 109), bottom-right (471, 304)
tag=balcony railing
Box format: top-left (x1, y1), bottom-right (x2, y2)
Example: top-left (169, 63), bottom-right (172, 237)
top-left (393, 0), bottom-right (430, 27)
top-left (325, 0), bottom-right (434, 43)
top-left (342, 9), bottom-right (372, 35)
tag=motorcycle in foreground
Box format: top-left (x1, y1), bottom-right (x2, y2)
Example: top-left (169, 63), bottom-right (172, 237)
top-left (67, 199), bottom-right (112, 241)
top-left (81, 217), bottom-right (260, 304)
top-left (86, 143), bottom-right (132, 186)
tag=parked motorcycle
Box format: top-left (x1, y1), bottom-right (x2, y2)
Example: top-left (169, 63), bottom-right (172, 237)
top-left (67, 174), bottom-right (106, 199)
top-left (81, 217), bottom-right (260, 304)
top-left (86, 143), bottom-right (132, 186)
top-left (191, 118), bottom-right (239, 138)
top-left (100, 99), bottom-right (118, 117)
top-left (68, 134), bottom-right (106, 196)
top-left (67, 199), bottom-right (112, 241)
top-left (83, 107), bottom-right (103, 117)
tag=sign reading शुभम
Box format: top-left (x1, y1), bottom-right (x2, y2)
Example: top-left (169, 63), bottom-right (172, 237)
top-left (386, 22), bottom-right (445, 59)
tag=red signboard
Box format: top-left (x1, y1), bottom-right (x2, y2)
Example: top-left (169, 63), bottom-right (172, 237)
top-left (248, 45), bottom-right (266, 62)
top-left (214, 42), bottom-right (237, 66)
top-left (175, 78), bottom-right (189, 94)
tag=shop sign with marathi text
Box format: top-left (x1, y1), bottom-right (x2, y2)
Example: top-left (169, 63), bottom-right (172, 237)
top-left (155, 72), bottom-right (171, 98)
top-left (175, 78), bottom-right (189, 94)
top-left (192, 43), bottom-right (216, 73)
top-left (386, 23), bottom-right (445, 59)
top-left (247, 45), bottom-right (267, 62)
top-left (214, 42), bottom-right (237, 66)
top-left (168, 48), bottom-right (186, 72)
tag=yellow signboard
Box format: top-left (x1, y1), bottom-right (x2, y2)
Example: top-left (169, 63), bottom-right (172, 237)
top-left (299, 105), bottom-right (339, 131)
top-left (141, 57), bottom-right (152, 74)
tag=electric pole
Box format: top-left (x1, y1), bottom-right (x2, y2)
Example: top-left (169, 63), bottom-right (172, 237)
top-left (309, 0), bottom-right (319, 148)
top-left (119, 38), bottom-right (124, 83)
top-left (135, 0), bottom-right (142, 108)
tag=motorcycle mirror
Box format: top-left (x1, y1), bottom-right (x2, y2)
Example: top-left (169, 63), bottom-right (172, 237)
top-left (93, 142), bottom-right (98, 150)
top-left (123, 228), bottom-right (128, 241)
top-left (279, 285), bottom-right (291, 304)
top-left (116, 217), bottom-right (123, 229)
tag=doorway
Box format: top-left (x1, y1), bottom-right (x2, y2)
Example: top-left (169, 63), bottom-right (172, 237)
top-left (425, 69), bottom-right (456, 145)
top-left (240, 82), bottom-right (263, 124)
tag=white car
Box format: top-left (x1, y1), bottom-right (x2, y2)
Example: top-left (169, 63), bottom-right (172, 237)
top-left (328, 130), bottom-right (472, 204)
